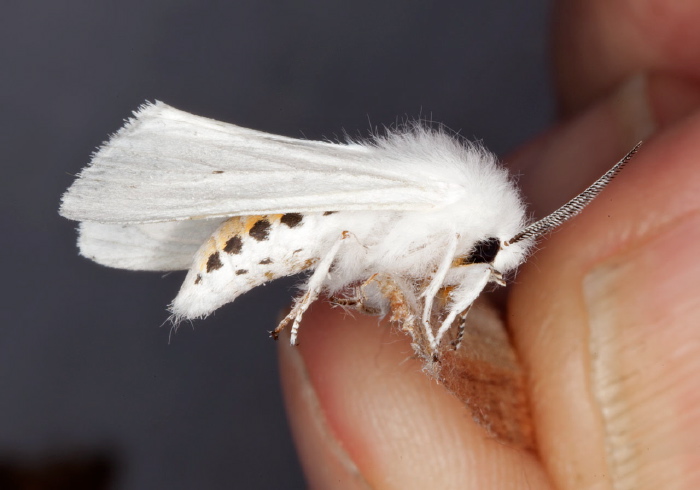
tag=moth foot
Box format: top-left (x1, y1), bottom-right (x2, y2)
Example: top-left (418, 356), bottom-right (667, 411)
top-left (329, 296), bottom-right (358, 307)
top-left (270, 308), bottom-right (297, 343)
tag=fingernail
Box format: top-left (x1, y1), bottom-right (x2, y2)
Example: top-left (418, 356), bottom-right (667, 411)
top-left (583, 213), bottom-right (700, 489)
top-left (278, 330), bottom-right (372, 490)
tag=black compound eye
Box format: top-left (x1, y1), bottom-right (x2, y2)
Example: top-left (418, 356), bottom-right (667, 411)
top-left (467, 237), bottom-right (501, 264)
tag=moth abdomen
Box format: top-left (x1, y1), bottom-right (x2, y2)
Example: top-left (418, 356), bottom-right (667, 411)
top-left (170, 213), bottom-right (335, 320)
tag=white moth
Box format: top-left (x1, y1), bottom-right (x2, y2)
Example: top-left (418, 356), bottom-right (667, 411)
top-left (60, 101), bottom-right (639, 359)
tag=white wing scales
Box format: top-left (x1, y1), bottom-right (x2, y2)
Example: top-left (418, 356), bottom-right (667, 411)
top-left (60, 101), bottom-right (457, 224)
top-left (78, 219), bottom-right (225, 271)
top-left (170, 213), bottom-right (338, 320)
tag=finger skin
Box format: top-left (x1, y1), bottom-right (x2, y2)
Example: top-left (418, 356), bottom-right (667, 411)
top-left (509, 112), bottom-right (700, 489)
top-left (511, 7), bottom-right (700, 481)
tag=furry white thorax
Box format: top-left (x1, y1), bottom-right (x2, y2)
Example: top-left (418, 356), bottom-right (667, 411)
top-left (306, 130), bottom-right (530, 290)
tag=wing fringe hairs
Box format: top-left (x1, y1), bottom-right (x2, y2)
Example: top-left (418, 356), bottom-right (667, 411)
top-left (61, 101), bottom-right (638, 367)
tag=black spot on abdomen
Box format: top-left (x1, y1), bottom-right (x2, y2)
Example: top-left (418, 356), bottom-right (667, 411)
top-left (249, 219), bottom-right (271, 241)
top-left (281, 213), bottom-right (303, 228)
top-left (224, 235), bottom-right (243, 254)
top-left (206, 252), bottom-right (223, 272)
top-left (235, 269), bottom-right (248, 275)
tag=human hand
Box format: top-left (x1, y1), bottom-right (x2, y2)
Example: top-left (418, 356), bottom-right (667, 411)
top-left (278, 1), bottom-right (700, 488)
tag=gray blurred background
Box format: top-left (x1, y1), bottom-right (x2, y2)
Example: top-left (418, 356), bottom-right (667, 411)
top-left (1, 1), bottom-right (552, 488)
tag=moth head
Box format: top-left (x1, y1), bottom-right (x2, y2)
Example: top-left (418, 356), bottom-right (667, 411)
top-left (454, 236), bottom-right (526, 275)
top-left (456, 142), bottom-right (641, 282)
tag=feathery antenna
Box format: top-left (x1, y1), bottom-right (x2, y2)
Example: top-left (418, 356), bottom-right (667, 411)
top-left (506, 142), bottom-right (642, 246)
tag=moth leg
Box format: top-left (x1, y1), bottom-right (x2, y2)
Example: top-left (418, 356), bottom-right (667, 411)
top-left (329, 273), bottom-right (381, 314)
top-left (432, 264), bottom-right (491, 351)
top-left (329, 296), bottom-right (358, 307)
top-left (450, 305), bottom-right (472, 350)
top-left (358, 272), bottom-right (380, 294)
top-left (354, 273), bottom-right (384, 314)
top-left (275, 231), bottom-right (350, 345)
top-left (379, 277), bottom-right (419, 337)
top-left (329, 297), bottom-right (382, 315)
top-left (421, 234), bottom-right (460, 350)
